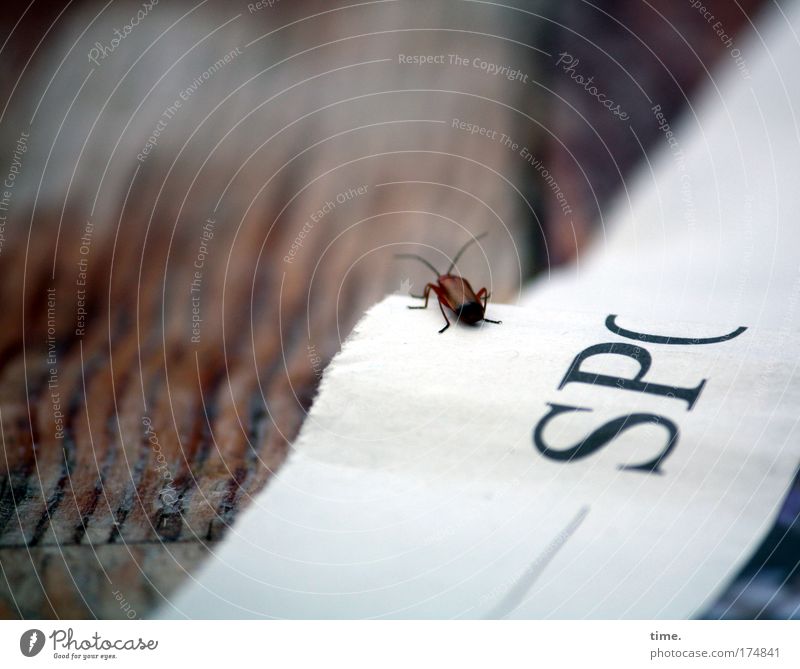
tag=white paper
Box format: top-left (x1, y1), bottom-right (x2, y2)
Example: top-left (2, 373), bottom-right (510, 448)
top-left (162, 296), bottom-right (799, 619)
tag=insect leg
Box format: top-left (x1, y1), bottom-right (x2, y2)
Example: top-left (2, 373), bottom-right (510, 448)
top-left (475, 287), bottom-right (491, 310)
top-left (407, 283), bottom-right (434, 309)
top-left (422, 284), bottom-right (452, 333)
top-left (437, 298), bottom-right (451, 333)
top-left (474, 287), bottom-right (499, 323)
top-left (408, 283), bottom-right (451, 333)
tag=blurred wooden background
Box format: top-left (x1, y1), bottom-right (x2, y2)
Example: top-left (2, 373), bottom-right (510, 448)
top-left (0, 0), bottom-right (764, 618)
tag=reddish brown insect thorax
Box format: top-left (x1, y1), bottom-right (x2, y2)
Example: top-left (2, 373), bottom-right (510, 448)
top-left (438, 275), bottom-right (484, 324)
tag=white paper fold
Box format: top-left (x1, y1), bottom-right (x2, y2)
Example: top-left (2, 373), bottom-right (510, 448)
top-left (163, 297), bottom-right (800, 618)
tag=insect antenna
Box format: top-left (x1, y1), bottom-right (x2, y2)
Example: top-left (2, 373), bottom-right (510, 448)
top-left (394, 253), bottom-right (440, 278)
top-left (446, 232), bottom-right (488, 274)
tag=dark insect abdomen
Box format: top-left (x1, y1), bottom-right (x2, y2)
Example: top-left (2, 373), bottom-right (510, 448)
top-left (455, 301), bottom-right (485, 325)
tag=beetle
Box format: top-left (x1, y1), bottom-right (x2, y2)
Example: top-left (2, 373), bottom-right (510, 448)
top-left (395, 232), bottom-right (502, 333)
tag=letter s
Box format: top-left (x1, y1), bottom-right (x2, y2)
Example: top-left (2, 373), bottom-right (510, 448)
top-left (533, 403), bottom-right (678, 474)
